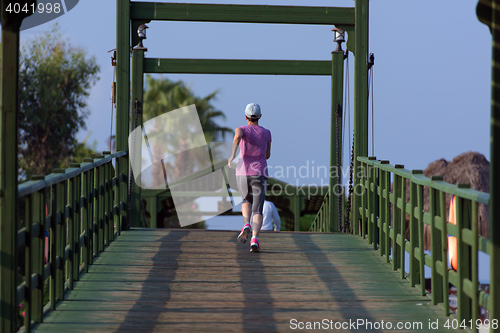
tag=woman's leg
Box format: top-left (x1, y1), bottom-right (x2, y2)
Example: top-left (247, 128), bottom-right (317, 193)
top-left (251, 176), bottom-right (267, 238)
top-left (237, 176), bottom-right (253, 225)
top-left (242, 203), bottom-right (251, 224)
top-left (252, 213), bottom-right (263, 238)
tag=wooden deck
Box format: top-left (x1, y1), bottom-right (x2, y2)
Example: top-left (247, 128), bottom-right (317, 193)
top-left (33, 229), bottom-right (460, 332)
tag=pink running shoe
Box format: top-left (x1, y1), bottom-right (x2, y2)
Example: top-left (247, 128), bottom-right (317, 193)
top-left (250, 237), bottom-right (260, 252)
top-left (237, 224), bottom-right (251, 244)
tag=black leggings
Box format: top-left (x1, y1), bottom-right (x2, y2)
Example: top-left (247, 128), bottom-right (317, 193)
top-left (236, 175), bottom-right (267, 216)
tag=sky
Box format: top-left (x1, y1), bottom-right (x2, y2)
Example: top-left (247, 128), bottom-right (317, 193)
top-left (18, 0), bottom-right (493, 230)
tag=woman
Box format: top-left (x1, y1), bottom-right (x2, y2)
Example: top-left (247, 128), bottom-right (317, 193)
top-left (228, 103), bottom-right (272, 252)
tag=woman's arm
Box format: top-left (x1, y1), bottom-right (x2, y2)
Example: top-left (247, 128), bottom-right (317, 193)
top-left (266, 143), bottom-right (271, 159)
top-left (228, 128), bottom-right (243, 168)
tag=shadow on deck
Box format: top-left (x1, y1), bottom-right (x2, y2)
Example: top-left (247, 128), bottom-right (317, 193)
top-left (33, 229), bottom-right (459, 332)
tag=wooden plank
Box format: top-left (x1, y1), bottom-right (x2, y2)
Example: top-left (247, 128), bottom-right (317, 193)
top-left (33, 230), bottom-right (460, 332)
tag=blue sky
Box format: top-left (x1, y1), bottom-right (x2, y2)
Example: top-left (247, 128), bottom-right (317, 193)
top-left (19, 0), bottom-right (492, 188)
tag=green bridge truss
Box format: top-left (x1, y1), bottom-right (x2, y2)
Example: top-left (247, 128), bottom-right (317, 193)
top-left (0, 0), bottom-right (499, 332)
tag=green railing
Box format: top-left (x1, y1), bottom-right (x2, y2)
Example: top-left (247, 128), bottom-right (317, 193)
top-left (309, 187), bottom-right (347, 233)
top-left (357, 156), bottom-right (490, 332)
top-left (308, 192), bottom-right (330, 232)
top-left (14, 151), bottom-right (127, 331)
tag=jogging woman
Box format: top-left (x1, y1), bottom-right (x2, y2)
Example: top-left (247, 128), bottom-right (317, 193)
top-left (228, 103), bottom-right (272, 252)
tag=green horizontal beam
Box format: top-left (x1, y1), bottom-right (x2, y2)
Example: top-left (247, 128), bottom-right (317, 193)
top-left (130, 2), bottom-right (355, 26)
top-left (144, 58), bottom-right (332, 76)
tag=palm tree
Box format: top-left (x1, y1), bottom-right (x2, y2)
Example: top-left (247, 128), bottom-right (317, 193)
top-left (142, 75), bottom-right (232, 185)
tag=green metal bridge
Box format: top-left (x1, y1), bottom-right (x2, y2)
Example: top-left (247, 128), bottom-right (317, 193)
top-left (1, 0), bottom-right (499, 332)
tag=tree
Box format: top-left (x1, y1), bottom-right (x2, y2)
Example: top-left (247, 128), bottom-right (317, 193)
top-left (18, 25), bottom-right (100, 179)
top-left (143, 75), bottom-right (232, 185)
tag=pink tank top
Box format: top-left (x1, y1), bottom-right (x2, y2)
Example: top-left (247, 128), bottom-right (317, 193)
top-left (235, 125), bottom-right (272, 177)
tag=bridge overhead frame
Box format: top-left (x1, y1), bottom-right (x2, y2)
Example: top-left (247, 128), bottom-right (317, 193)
top-left (117, 0), bottom-right (369, 232)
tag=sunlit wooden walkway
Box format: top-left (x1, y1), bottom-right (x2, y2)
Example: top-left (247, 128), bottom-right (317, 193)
top-left (33, 229), bottom-right (459, 332)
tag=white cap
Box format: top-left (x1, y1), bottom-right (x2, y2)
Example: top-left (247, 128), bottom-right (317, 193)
top-left (245, 103), bottom-right (261, 118)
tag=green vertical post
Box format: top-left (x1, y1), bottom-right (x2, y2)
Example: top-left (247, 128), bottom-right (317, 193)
top-left (131, 49), bottom-right (144, 227)
top-left (439, 190), bottom-right (449, 316)
top-left (81, 169), bottom-right (89, 273)
top-left (54, 173), bottom-right (66, 303)
top-left (49, 186), bottom-right (56, 310)
top-left (31, 177), bottom-right (44, 324)
top-left (382, 162), bottom-right (391, 262)
top-left (0, 1), bottom-right (33, 329)
top-left (24, 193), bottom-right (32, 331)
top-left (360, 161), bottom-right (367, 238)
top-left (429, 181), bottom-right (443, 305)
top-left (103, 160), bottom-right (109, 246)
top-left (294, 194), bottom-right (301, 231)
top-left (456, 192), bottom-right (472, 323)
top-left (147, 196), bottom-right (157, 228)
top-left (352, 0), bottom-right (369, 236)
top-left (392, 171), bottom-right (401, 271)
top-left (367, 157), bottom-right (376, 244)
top-left (66, 175), bottom-right (74, 290)
top-left (409, 172), bottom-right (420, 288)
top-left (471, 201), bottom-right (479, 333)
top-left (417, 183), bottom-right (425, 296)
top-left (372, 162), bottom-right (379, 250)
top-left (73, 170), bottom-right (81, 281)
top-left (378, 168), bottom-right (385, 256)
top-left (106, 159), bottom-right (114, 243)
top-left (331, 51), bottom-right (344, 232)
top-left (93, 165), bottom-right (99, 256)
top-left (400, 171), bottom-right (407, 280)
top-left (487, 1), bottom-right (500, 330)
top-left (116, 0), bottom-right (131, 230)
top-left (98, 161), bottom-right (105, 252)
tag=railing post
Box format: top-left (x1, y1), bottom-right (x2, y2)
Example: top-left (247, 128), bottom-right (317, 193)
top-left (439, 190), bottom-right (449, 316)
top-left (96, 156), bottom-right (105, 252)
top-left (367, 157), bottom-right (376, 244)
top-left (392, 167), bottom-right (402, 271)
top-left (361, 160), bottom-right (368, 238)
top-left (24, 193), bottom-right (33, 331)
top-left (471, 200), bottom-right (479, 333)
top-left (399, 170), bottom-right (407, 280)
top-left (417, 182), bottom-right (425, 296)
top-left (456, 188), bottom-right (472, 323)
top-left (331, 51), bottom-right (344, 232)
top-left (381, 161), bottom-right (391, 262)
top-left (378, 166), bottom-right (385, 256)
top-left (92, 164), bottom-right (99, 256)
top-left (31, 176), bottom-right (45, 324)
top-left (81, 167), bottom-right (90, 273)
top-left (54, 169), bottom-right (66, 303)
top-left (372, 161), bottom-right (379, 250)
top-left (409, 171), bottom-right (420, 288)
top-left (429, 178), bottom-right (443, 305)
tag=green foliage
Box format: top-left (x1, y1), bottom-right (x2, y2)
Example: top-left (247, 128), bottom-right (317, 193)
top-left (300, 214), bottom-right (316, 231)
top-left (18, 25), bottom-right (100, 179)
top-left (71, 139), bottom-right (97, 164)
top-left (143, 75), bottom-right (232, 142)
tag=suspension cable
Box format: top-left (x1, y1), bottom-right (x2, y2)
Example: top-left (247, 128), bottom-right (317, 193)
top-left (368, 53), bottom-right (375, 157)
